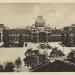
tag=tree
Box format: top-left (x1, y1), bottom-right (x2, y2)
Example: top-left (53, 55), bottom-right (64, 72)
top-left (50, 47), bottom-right (58, 57)
top-left (58, 50), bottom-right (65, 57)
top-left (49, 47), bottom-right (65, 60)
top-left (4, 62), bottom-right (15, 72)
top-left (67, 50), bottom-right (75, 63)
top-left (33, 50), bottom-right (39, 55)
top-left (24, 48), bottom-right (49, 70)
top-left (24, 48), bottom-right (33, 67)
top-left (39, 54), bottom-right (48, 65)
top-left (15, 57), bottom-right (22, 72)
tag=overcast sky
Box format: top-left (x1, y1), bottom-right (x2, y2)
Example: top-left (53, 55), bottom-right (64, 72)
top-left (0, 3), bottom-right (75, 28)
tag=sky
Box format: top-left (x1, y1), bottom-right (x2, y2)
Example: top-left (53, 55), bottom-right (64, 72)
top-left (0, 3), bottom-right (75, 28)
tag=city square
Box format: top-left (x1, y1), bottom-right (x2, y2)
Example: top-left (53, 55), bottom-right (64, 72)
top-left (0, 3), bottom-right (75, 72)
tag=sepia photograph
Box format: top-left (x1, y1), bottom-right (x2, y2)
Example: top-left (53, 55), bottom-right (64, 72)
top-left (0, 3), bottom-right (75, 72)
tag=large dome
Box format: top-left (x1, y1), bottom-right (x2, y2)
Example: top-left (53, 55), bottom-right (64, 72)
top-left (35, 16), bottom-right (45, 27)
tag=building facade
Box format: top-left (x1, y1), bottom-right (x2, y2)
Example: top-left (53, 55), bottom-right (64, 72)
top-left (62, 24), bottom-right (75, 46)
top-left (3, 16), bottom-right (62, 47)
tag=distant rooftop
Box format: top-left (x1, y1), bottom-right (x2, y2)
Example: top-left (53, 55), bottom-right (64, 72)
top-left (72, 24), bottom-right (75, 27)
top-left (0, 24), bottom-right (4, 27)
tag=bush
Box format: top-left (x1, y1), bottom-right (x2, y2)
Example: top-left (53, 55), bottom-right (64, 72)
top-left (49, 47), bottom-right (65, 58)
top-left (67, 50), bottom-right (75, 63)
top-left (0, 65), bottom-right (3, 72)
top-left (14, 57), bottom-right (22, 72)
top-left (15, 57), bottom-right (22, 68)
top-left (4, 62), bottom-right (15, 72)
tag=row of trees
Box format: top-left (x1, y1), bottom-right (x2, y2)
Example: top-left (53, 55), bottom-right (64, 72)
top-left (33, 49), bottom-right (75, 72)
top-left (0, 48), bottom-right (75, 72)
top-left (38, 48), bottom-right (75, 72)
top-left (23, 47), bottom-right (75, 71)
top-left (23, 47), bottom-right (65, 70)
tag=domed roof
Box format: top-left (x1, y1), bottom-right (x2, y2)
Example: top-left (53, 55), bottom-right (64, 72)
top-left (35, 16), bottom-right (45, 27)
